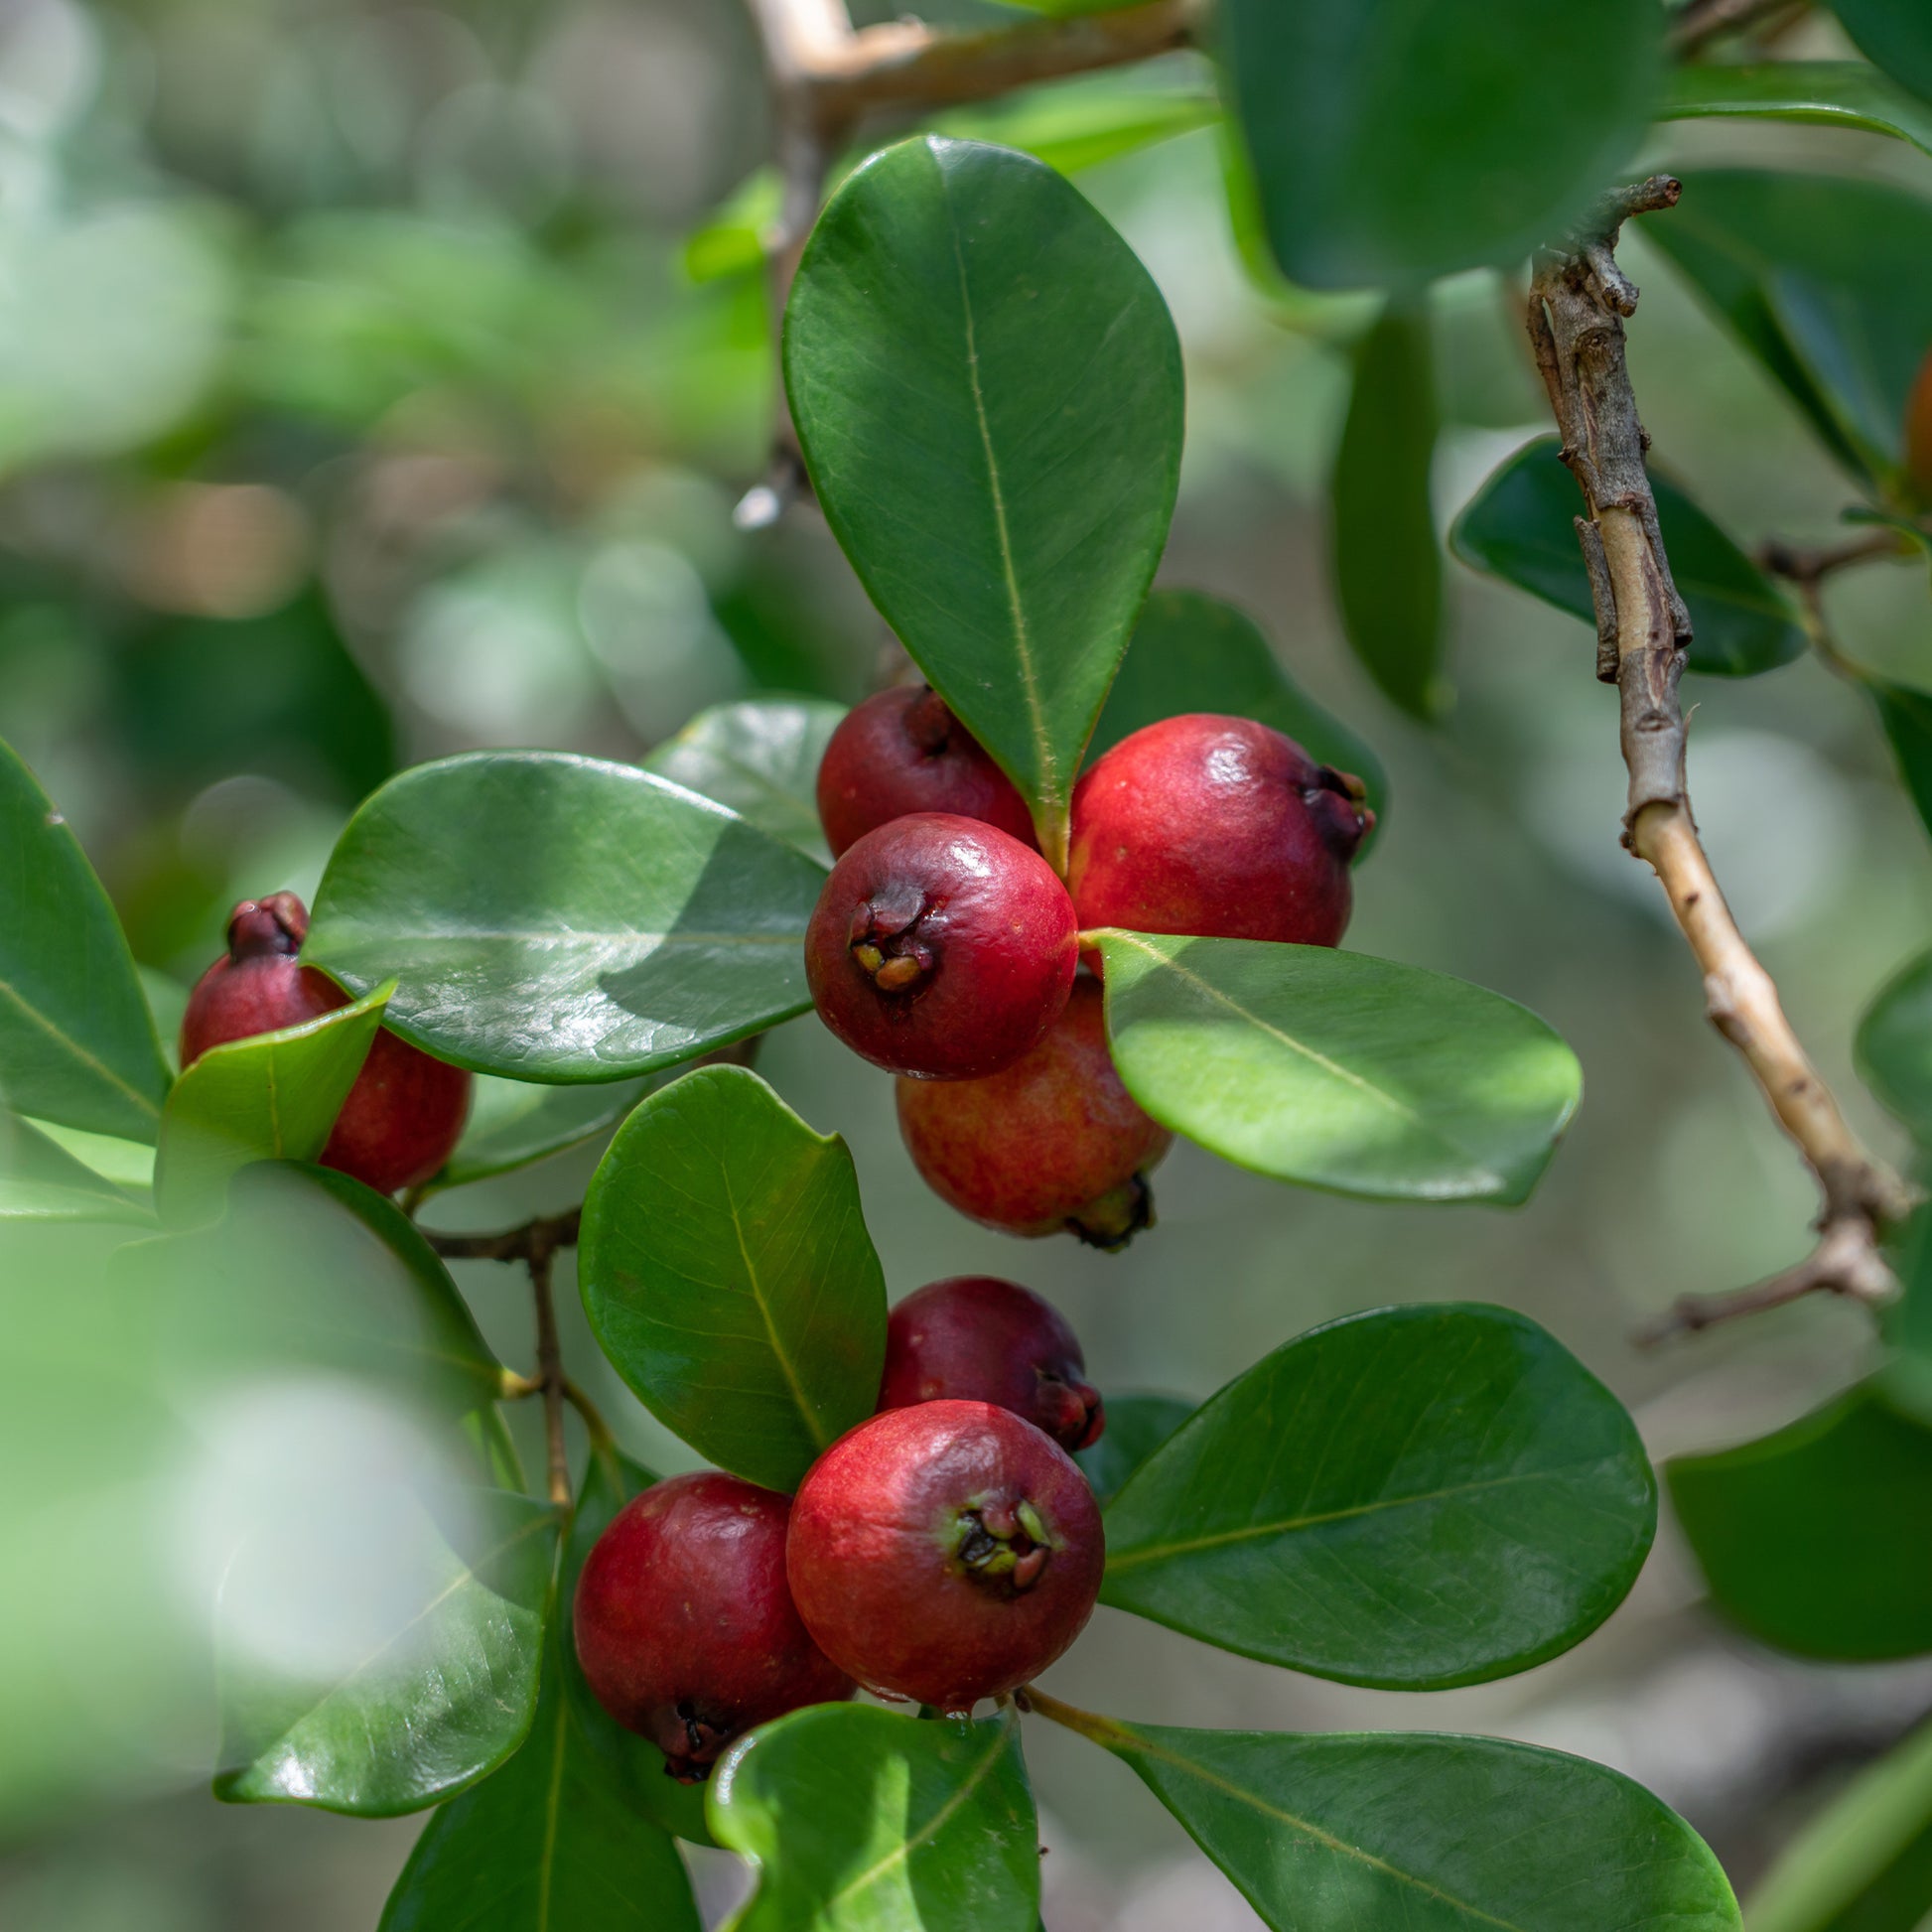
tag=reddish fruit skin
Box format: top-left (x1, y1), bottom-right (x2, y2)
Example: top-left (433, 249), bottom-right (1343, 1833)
top-left (574, 1472), bottom-right (853, 1780)
top-left (896, 978), bottom-right (1171, 1249)
top-left (880, 1277), bottom-right (1104, 1453)
top-left (804, 813), bottom-right (1077, 1080)
top-left (181, 893), bottom-right (472, 1195)
top-left (1907, 345), bottom-right (1932, 503)
top-left (1066, 714), bottom-right (1371, 955)
top-left (816, 685), bottom-right (1037, 858)
top-left (787, 1401), bottom-right (1103, 1712)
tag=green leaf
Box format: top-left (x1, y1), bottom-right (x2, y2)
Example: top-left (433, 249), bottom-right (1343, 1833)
top-left (1218, 0), bottom-right (1662, 290)
top-left (784, 136), bottom-right (1183, 864)
top-left (153, 982), bottom-right (389, 1226)
top-left (1867, 676), bottom-right (1932, 843)
top-left (1450, 435), bottom-right (1807, 677)
top-left (710, 1704), bottom-right (1039, 1932)
top-left (1856, 947), bottom-right (1932, 1142)
top-left (1074, 1393), bottom-right (1192, 1508)
top-left (1330, 301), bottom-right (1445, 719)
top-left (20, 1118), bottom-right (157, 1193)
top-left (1095, 931), bottom-right (1582, 1205)
top-left (1668, 1383), bottom-right (1932, 1660)
top-left (0, 1112), bottom-right (151, 1224)
top-left (581, 1065), bottom-right (888, 1492)
top-left (1056, 1712), bottom-right (1738, 1932)
top-left (1743, 1711), bottom-right (1932, 1932)
top-left (1887, 1205), bottom-right (1932, 1423)
top-left (378, 1464), bottom-right (702, 1932)
top-left (643, 697), bottom-right (846, 865)
top-left (1664, 61), bottom-right (1932, 158)
top-left (1102, 1304), bottom-right (1655, 1688)
top-left (1832, 2), bottom-right (1932, 108)
top-left (1643, 171), bottom-right (1932, 488)
top-left (216, 1485), bottom-right (560, 1816)
top-left (933, 73), bottom-right (1220, 176)
top-left (1094, 590), bottom-right (1389, 839)
top-left (0, 736), bottom-right (172, 1141)
top-left (429, 1073), bottom-right (653, 1196)
top-left (305, 752), bottom-right (825, 1082)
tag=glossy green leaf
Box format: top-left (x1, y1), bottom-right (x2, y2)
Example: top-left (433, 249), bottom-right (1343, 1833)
top-left (1059, 1713), bottom-right (1738, 1932)
top-left (19, 1118), bottom-right (157, 1193)
top-left (429, 1073), bottom-right (652, 1195)
top-left (644, 697), bottom-right (846, 865)
top-left (1219, 0), bottom-right (1662, 291)
top-left (711, 1705), bottom-right (1038, 1932)
top-left (0, 736), bottom-right (171, 1141)
top-left (934, 73), bottom-right (1220, 176)
top-left (1450, 435), bottom-right (1807, 677)
top-left (1833, 1), bottom-right (1932, 107)
top-left (1856, 947), bottom-right (1932, 1142)
top-left (1644, 171), bottom-right (1932, 486)
top-left (1665, 61), bottom-right (1932, 157)
top-left (1668, 1383), bottom-right (1932, 1660)
top-left (305, 752), bottom-right (825, 1082)
top-left (216, 1484), bottom-right (560, 1816)
top-left (1075, 1393), bottom-right (1193, 1508)
top-left (1095, 931), bottom-right (1582, 1205)
top-left (378, 1463), bottom-right (701, 1932)
top-left (153, 982), bottom-right (389, 1226)
top-left (1743, 1711), bottom-right (1932, 1932)
top-left (0, 1112), bottom-right (150, 1224)
top-left (1102, 1304), bottom-right (1656, 1688)
top-left (1331, 301), bottom-right (1445, 719)
top-left (1868, 676), bottom-right (1932, 844)
top-left (1094, 590), bottom-right (1389, 838)
top-left (784, 136), bottom-right (1183, 864)
top-left (581, 1065), bottom-right (888, 1492)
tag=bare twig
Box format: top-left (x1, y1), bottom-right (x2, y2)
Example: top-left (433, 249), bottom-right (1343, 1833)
top-left (1638, 1216), bottom-right (1899, 1343)
top-left (1669, 0), bottom-right (1810, 56)
top-left (424, 1206), bottom-right (581, 1264)
top-left (528, 1241), bottom-right (571, 1508)
top-left (1528, 178), bottom-right (1916, 1345)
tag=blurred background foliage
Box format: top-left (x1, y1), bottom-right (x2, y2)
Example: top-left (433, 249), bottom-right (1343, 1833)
top-left (5, 0), bottom-right (1932, 1926)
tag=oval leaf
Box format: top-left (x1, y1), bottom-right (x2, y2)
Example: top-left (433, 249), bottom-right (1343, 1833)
top-left (1074, 1392), bottom-right (1193, 1508)
top-left (1095, 931), bottom-right (1582, 1205)
top-left (1665, 61), bottom-right (1932, 159)
top-left (580, 1065), bottom-right (888, 1492)
top-left (710, 1705), bottom-right (1038, 1932)
top-left (784, 136), bottom-right (1183, 862)
top-left (1450, 435), bottom-right (1807, 677)
top-left (1093, 590), bottom-right (1388, 836)
top-left (430, 1073), bottom-right (653, 1196)
top-left (1051, 1711), bottom-right (1738, 1932)
top-left (1833, 1), bottom-right (1932, 107)
top-left (1868, 675), bottom-right (1932, 845)
top-left (1101, 1304), bottom-right (1656, 1688)
top-left (1856, 947), bottom-right (1932, 1143)
top-left (305, 752), bottom-right (825, 1082)
top-left (154, 981), bottom-right (390, 1226)
top-left (643, 697), bottom-right (848, 865)
top-left (0, 736), bottom-right (171, 1141)
top-left (0, 1111), bottom-right (150, 1225)
top-left (1331, 301), bottom-right (1446, 719)
top-left (1219, 0), bottom-right (1662, 290)
top-left (1667, 1382), bottom-right (1932, 1661)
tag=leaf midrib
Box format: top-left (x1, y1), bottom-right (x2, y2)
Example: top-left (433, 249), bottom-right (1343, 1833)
top-left (0, 969), bottom-right (162, 1121)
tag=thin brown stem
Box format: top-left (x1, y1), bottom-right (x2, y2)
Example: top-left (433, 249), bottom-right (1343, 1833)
top-left (1528, 178), bottom-right (1916, 1344)
top-left (1669, 0), bottom-right (1809, 56)
top-left (528, 1244), bottom-right (571, 1509)
top-left (1758, 530), bottom-right (1910, 586)
top-left (1638, 1216), bottom-right (1899, 1344)
top-left (424, 1207), bottom-right (582, 1264)
top-left (1015, 1687), bottom-right (1130, 1748)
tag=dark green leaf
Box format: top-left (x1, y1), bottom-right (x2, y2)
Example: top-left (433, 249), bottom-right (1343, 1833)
top-left (710, 1705), bottom-right (1038, 1932)
top-left (0, 736), bottom-right (172, 1141)
top-left (1664, 61), bottom-right (1932, 157)
top-left (784, 136), bottom-right (1183, 864)
top-left (305, 752), bottom-right (825, 1082)
top-left (1058, 1712), bottom-right (1738, 1932)
top-left (1102, 1304), bottom-right (1656, 1688)
top-left (1832, 1), bottom-right (1932, 107)
top-left (1668, 1383), bottom-right (1932, 1660)
top-left (1093, 590), bottom-right (1389, 838)
top-left (1743, 1711), bottom-right (1932, 1932)
top-left (0, 1112), bottom-right (151, 1224)
top-left (1856, 947), bottom-right (1932, 1142)
top-left (1075, 1392), bottom-right (1193, 1507)
top-left (1887, 1206), bottom-right (1932, 1423)
top-left (1868, 676), bottom-right (1932, 843)
top-left (1095, 931), bottom-right (1582, 1205)
top-left (1330, 301), bottom-right (1445, 719)
top-left (430, 1073), bottom-right (652, 1196)
top-left (216, 1485), bottom-right (560, 1816)
top-left (643, 697), bottom-right (846, 865)
top-left (1450, 435), bottom-right (1807, 677)
top-left (1219, 0), bottom-right (1662, 290)
top-left (153, 983), bottom-right (389, 1226)
top-left (581, 1065), bottom-right (888, 1492)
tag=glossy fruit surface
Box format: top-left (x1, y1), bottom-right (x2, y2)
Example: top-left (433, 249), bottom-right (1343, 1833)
top-left (879, 1276), bottom-right (1103, 1453)
top-left (1066, 713), bottom-right (1370, 953)
top-left (181, 892), bottom-right (472, 1194)
top-left (804, 812), bottom-right (1077, 1080)
top-left (787, 1400), bottom-right (1103, 1712)
top-left (574, 1470), bottom-right (853, 1780)
top-left (816, 684), bottom-right (1036, 858)
top-left (896, 977), bottom-right (1171, 1248)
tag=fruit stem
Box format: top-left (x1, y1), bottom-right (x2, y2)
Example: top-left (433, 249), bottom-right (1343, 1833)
top-left (1014, 1687), bottom-right (1132, 1750)
top-left (528, 1244), bottom-right (572, 1509)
